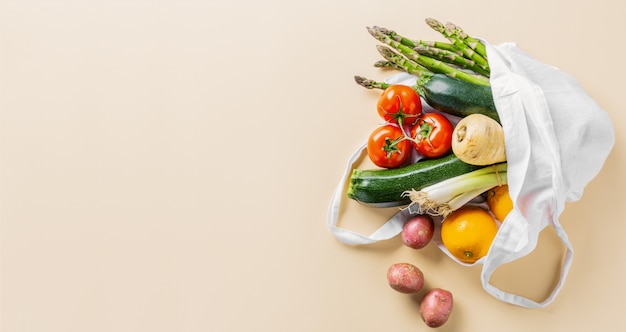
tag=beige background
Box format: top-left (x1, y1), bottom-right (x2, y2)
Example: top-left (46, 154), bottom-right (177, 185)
top-left (1, 0), bottom-right (624, 331)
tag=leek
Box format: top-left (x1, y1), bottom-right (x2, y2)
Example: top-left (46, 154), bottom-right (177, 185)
top-left (403, 163), bottom-right (507, 217)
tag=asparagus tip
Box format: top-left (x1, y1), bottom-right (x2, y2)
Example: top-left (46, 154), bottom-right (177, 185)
top-left (375, 44), bottom-right (395, 58)
top-left (425, 18), bottom-right (444, 31)
top-left (447, 22), bottom-right (468, 38)
top-left (366, 25), bottom-right (391, 39)
top-left (376, 26), bottom-right (393, 35)
top-left (373, 60), bottom-right (389, 68)
top-left (354, 75), bottom-right (374, 89)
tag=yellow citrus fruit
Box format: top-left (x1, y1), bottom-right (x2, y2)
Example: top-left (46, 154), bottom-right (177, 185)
top-left (487, 185), bottom-right (513, 221)
top-left (441, 206), bottom-right (499, 264)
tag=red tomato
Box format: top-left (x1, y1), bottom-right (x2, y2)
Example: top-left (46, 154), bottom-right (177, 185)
top-left (367, 124), bottom-right (412, 168)
top-left (410, 113), bottom-right (453, 158)
top-left (376, 85), bottom-right (422, 126)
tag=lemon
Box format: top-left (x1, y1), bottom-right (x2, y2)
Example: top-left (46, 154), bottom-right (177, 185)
top-left (441, 206), bottom-right (499, 264)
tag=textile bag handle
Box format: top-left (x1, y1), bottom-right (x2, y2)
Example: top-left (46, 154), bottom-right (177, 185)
top-left (326, 144), bottom-right (406, 245)
top-left (480, 213), bottom-right (574, 308)
top-left (479, 41), bottom-right (574, 308)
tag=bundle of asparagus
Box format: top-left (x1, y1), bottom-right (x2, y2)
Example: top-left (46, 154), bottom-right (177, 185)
top-left (364, 18), bottom-right (490, 85)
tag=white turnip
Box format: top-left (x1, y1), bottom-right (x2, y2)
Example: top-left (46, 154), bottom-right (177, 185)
top-left (451, 113), bottom-right (506, 166)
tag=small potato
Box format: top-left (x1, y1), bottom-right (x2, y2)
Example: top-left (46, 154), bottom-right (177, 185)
top-left (402, 215), bottom-right (435, 249)
top-left (387, 263), bottom-right (424, 294)
top-left (420, 288), bottom-right (453, 328)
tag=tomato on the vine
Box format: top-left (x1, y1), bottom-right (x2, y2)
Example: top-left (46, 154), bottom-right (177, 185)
top-left (376, 85), bottom-right (422, 126)
top-left (367, 124), bottom-right (412, 169)
top-left (410, 113), bottom-right (453, 158)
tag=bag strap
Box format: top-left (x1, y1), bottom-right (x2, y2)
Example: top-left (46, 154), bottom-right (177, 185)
top-left (479, 41), bottom-right (572, 308)
top-left (326, 144), bottom-right (406, 245)
top-left (480, 215), bottom-right (573, 308)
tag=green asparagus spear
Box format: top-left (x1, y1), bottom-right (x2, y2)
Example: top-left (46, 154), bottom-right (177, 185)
top-left (425, 18), bottom-right (490, 73)
top-left (375, 45), bottom-right (431, 77)
top-left (373, 59), bottom-right (423, 76)
top-left (414, 44), bottom-right (490, 77)
top-left (373, 60), bottom-right (397, 69)
top-left (367, 26), bottom-right (490, 86)
top-left (445, 22), bottom-right (488, 59)
top-left (377, 26), bottom-right (463, 56)
top-left (417, 40), bottom-right (462, 55)
top-left (354, 75), bottom-right (394, 90)
top-left (376, 26), bottom-right (485, 75)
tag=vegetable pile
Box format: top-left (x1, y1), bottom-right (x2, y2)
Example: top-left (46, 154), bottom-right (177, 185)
top-left (349, 18), bottom-right (509, 217)
top-left (346, 18), bottom-right (517, 328)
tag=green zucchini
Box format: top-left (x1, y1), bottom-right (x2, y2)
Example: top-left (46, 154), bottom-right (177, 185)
top-left (347, 153), bottom-right (481, 207)
top-left (417, 74), bottom-right (500, 123)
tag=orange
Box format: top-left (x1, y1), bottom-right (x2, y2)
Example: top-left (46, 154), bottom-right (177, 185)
top-left (487, 185), bottom-right (513, 221)
top-left (441, 206), bottom-right (499, 264)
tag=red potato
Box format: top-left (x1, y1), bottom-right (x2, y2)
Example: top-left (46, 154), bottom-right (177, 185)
top-left (401, 215), bottom-right (435, 249)
top-left (420, 288), bottom-right (453, 328)
top-left (387, 263), bottom-right (424, 294)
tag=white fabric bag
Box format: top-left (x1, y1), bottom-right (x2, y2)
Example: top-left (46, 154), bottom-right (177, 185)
top-left (327, 40), bottom-right (615, 308)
